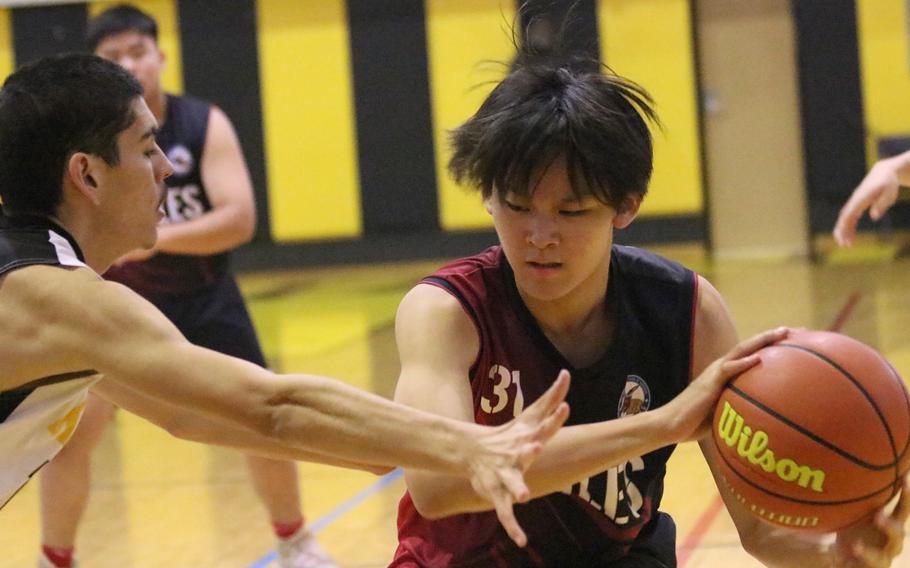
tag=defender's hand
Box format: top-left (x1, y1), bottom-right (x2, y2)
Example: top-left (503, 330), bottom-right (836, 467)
top-left (467, 370), bottom-right (570, 547)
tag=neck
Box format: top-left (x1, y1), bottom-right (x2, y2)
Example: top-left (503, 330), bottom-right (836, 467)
top-left (51, 209), bottom-right (115, 274)
top-left (520, 262), bottom-right (611, 339)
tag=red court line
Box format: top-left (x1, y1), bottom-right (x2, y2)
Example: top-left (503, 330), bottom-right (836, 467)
top-left (676, 496), bottom-right (725, 566)
top-left (675, 290), bottom-right (863, 567)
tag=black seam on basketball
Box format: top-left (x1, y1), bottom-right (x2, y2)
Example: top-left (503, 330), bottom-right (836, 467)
top-left (884, 360), bottom-right (910, 496)
top-left (715, 444), bottom-right (896, 506)
top-left (728, 384), bottom-right (894, 470)
top-left (777, 343), bottom-right (901, 482)
top-left (884, 360), bottom-right (910, 463)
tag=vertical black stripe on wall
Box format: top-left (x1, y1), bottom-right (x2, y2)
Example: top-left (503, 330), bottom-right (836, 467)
top-left (11, 3), bottom-right (88, 66)
top-left (347, 0), bottom-right (439, 235)
top-left (793, 0), bottom-right (866, 234)
top-left (176, 0), bottom-right (270, 243)
top-left (689, 0), bottom-right (712, 250)
top-left (518, 0), bottom-right (599, 61)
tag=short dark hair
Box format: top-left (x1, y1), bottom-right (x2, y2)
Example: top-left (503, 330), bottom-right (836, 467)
top-left (0, 54), bottom-right (143, 216)
top-left (87, 4), bottom-right (158, 51)
top-left (449, 48), bottom-right (658, 212)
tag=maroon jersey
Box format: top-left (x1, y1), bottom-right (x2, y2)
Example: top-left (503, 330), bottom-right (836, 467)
top-left (393, 245), bottom-right (698, 567)
top-left (105, 94), bottom-right (228, 296)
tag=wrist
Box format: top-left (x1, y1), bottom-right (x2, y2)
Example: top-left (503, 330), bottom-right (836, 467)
top-left (641, 406), bottom-right (681, 447)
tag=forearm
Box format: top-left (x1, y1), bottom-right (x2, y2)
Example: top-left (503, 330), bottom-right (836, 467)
top-left (93, 378), bottom-right (392, 474)
top-left (407, 408), bottom-right (675, 518)
top-left (739, 522), bottom-right (834, 568)
top-left (268, 372), bottom-right (478, 473)
top-left (155, 206), bottom-right (253, 255)
top-left (886, 150), bottom-right (910, 187)
top-left (104, 341), bottom-right (480, 476)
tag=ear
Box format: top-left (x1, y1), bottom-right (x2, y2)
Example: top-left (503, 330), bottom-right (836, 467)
top-left (65, 152), bottom-right (102, 206)
top-left (613, 195), bottom-right (642, 229)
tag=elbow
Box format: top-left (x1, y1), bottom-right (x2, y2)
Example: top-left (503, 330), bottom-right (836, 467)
top-left (367, 464), bottom-right (396, 476)
top-left (237, 208), bottom-right (256, 245)
top-left (238, 215), bottom-right (255, 245)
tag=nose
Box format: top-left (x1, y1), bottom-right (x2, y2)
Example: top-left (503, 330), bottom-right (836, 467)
top-left (156, 150), bottom-right (174, 182)
top-left (526, 212), bottom-right (559, 249)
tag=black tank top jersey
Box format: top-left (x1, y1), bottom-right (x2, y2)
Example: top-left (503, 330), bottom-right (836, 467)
top-left (105, 94), bottom-right (229, 296)
top-left (393, 245), bottom-right (698, 567)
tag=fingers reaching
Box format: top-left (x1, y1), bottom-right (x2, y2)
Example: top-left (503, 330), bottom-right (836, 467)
top-left (493, 488), bottom-right (528, 548)
top-left (727, 327), bottom-right (789, 362)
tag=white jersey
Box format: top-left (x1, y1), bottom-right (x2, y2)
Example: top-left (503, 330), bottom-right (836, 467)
top-left (0, 215), bottom-right (101, 508)
top-left (0, 372), bottom-right (100, 508)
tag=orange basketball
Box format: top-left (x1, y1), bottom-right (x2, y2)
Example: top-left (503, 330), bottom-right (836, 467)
top-left (712, 330), bottom-right (910, 532)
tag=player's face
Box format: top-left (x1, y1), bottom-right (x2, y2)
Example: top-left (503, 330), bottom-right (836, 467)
top-left (94, 31), bottom-right (164, 99)
top-left (489, 156), bottom-right (637, 308)
top-left (98, 98), bottom-right (173, 250)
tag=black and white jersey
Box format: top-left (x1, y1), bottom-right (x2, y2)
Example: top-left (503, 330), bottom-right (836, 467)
top-left (0, 215), bottom-right (100, 509)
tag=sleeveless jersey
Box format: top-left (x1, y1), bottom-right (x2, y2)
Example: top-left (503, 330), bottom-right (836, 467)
top-left (0, 215), bottom-right (100, 509)
top-left (105, 94), bottom-right (229, 296)
top-left (393, 245), bottom-right (698, 567)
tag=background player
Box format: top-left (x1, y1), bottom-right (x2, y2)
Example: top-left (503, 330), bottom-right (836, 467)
top-left (37, 6), bottom-right (332, 567)
top-left (391, 47), bottom-right (909, 567)
top-left (0, 51), bottom-right (569, 566)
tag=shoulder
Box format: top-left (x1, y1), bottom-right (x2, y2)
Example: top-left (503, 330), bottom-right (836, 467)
top-left (691, 275), bottom-right (738, 373)
top-left (397, 283), bottom-right (476, 335)
top-left (0, 266), bottom-right (176, 389)
top-left (169, 93), bottom-right (212, 116)
top-left (396, 282), bottom-right (480, 369)
top-left (611, 245), bottom-right (692, 285)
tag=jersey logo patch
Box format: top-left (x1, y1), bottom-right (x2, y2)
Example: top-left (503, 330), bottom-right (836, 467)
top-left (167, 144), bottom-right (194, 176)
top-left (617, 375), bottom-right (651, 417)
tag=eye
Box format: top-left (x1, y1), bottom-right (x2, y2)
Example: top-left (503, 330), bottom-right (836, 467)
top-left (559, 209), bottom-right (588, 217)
top-left (504, 200), bottom-right (528, 212)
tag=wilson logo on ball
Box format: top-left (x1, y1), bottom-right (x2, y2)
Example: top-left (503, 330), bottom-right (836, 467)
top-left (717, 401), bottom-right (826, 493)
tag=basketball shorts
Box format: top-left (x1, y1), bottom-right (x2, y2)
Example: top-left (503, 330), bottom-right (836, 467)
top-left (149, 273), bottom-right (267, 368)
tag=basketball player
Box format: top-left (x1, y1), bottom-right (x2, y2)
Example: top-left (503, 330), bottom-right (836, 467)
top-left (834, 149), bottom-right (909, 248)
top-left (36, 6), bottom-right (333, 567)
top-left (391, 48), bottom-right (909, 566)
top-left (0, 53), bottom-right (569, 566)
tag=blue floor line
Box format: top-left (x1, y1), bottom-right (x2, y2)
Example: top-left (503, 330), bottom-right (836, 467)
top-left (246, 468), bottom-right (403, 568)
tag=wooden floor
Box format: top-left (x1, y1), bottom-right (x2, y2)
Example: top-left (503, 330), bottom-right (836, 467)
top-left (2, 241), bottom-right (910, 567)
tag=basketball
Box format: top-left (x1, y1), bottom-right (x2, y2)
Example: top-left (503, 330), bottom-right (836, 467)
top-left (712, 330), bottom-right (910, 532)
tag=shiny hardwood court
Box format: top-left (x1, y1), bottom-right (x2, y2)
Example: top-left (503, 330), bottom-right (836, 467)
top-left (2, 241), bottom-right (909, 567)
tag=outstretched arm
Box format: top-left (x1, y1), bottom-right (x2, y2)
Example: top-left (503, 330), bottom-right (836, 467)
top-left (18, 266), bottom-right (568, 544)
top-left (833, 151), bottom-right (910, 247)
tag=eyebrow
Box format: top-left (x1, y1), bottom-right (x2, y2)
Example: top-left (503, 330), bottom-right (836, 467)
top-left (139, 126), bottom-right (159, 142)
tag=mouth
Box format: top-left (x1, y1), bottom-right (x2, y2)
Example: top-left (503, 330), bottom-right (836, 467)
top-left (527, 261), bottom-right (562, 270)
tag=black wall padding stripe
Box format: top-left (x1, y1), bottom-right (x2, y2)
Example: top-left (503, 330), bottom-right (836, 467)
top-left (347, 0), bottom-right (439, 235)
top-left (176, 0), bottom-right (271, 242)
top-left (11, 4), bottom-right (88, 66)
top-left (793, 0), bottom-right (867, 234)
top-left (517, 0), bottom-right (600, 61)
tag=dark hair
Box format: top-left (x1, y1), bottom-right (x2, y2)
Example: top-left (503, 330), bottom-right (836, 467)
top-left (87, 4), bottom-right (158, 51)
top-left (0, 54), bottom-right (143, 216)
top-left (449, 46), bottom-right (658, 212)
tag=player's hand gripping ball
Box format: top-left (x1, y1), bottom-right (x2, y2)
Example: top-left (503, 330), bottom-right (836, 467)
top-left (712, 330), bottom-right (910, 532)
